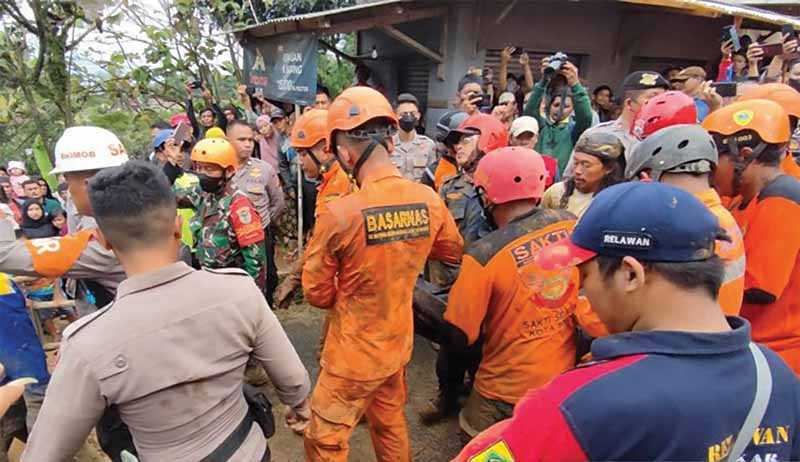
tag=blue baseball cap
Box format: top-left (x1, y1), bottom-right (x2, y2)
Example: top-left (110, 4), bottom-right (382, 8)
top-left (152, 129), bottom-right (174, 151)
top-left (536, 182), bottom-right (726, 270)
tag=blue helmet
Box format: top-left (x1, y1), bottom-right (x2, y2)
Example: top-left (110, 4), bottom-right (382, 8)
top-left (152, 129), bottom-right (174, 151)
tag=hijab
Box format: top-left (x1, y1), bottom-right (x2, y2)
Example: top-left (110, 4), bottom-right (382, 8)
top-left (20, 200), bottom-right (58, 239)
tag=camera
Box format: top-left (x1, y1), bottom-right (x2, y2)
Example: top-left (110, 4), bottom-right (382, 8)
top-left (189, 80), bottom-right (203, 89)
top-left (544, 52), bottom-right (569, 77)
top-left (468, 91), bottom-right (491, 109)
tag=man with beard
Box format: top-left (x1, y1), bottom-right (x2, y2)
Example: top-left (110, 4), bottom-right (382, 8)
top-left (542, 131), bottom-right (626, 218)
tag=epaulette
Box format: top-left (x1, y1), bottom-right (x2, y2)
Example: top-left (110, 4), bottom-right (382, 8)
top-left (204, 267), bottom-right (250, 277)
top-left (62, 304), bottom-right (113, 340)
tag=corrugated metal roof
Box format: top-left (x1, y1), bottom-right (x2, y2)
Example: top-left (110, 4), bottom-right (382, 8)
top-left (227, 0), bottom-right (408, 34)
top-left (620, 0), bottom-right (800, 28)
top-left (231, 0), bottom-right (800, 36)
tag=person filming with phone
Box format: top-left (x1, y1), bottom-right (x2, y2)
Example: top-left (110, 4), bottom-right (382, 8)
top-left (185, 81), bottom-right (227, 140)
top-left (523, 54), bottom-right (593, 174)
top-left (671, 66), bottom-right (723, 122)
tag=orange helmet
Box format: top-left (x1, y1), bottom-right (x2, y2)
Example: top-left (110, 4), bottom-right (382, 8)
top-left (291, 109), bottom-right (328, 149)
top-left (738, 83), bottom-right (800, 119)
top-left (702, 99), bottom-right (790, 146)
top-left (326, 86), bottom-right (398, 153)
top-left (190, 138), bottom-right (238, 170)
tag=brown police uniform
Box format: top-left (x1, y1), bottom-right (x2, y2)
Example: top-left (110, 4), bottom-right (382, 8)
top-left (390, 132), bottom-right (436, 182)
top-left (22, 263), bottom-right (311, 462)
top-left (232, 157), bottom-right (285, 225)
top-left (302, 163), bottom-right (463, 462)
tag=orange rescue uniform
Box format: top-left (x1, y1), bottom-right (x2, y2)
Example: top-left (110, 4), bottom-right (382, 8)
top-left (314, 161), bottom-right (353, 214)
top-left (433, 157), bottom-right (458, 192)
top-left (302, 163), bottom-right (463, 462)
top-left (733, 175), bottom-right (800, 372)
top-left (781, 153), bottom-right (800, 181)
top-left (695, 188), bottom-right (745, 315)
top-left (444, 209), bottom-right (579, 405)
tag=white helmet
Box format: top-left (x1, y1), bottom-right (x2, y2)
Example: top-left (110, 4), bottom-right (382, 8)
top-left (50, 126), bottom-right (129, 175)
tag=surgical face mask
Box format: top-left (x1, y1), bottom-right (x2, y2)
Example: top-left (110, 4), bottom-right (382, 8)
top-left (399, 114), bottom-right (418, 133)
top-left (198, 173), bottom-right (225, 194)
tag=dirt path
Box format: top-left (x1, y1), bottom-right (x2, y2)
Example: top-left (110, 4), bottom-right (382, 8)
top-left (9, 301), bottom-right (464, 461)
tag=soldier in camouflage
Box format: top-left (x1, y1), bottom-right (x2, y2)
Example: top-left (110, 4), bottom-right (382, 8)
top-left (175, 138), bottom-right (267, 288)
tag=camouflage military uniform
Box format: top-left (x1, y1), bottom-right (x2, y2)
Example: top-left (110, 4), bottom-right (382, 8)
top-left (178, 182), bottom-right (267, 288)
top-left (391, 132), bottom-right (436, 182)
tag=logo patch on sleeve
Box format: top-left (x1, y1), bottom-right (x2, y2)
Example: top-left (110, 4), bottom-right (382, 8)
top-left (362, 203), bottom-right (430, 245)
top-left (468, 440), bottom-right (515, 462)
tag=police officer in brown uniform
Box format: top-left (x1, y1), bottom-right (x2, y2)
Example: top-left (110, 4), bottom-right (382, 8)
top-left (227, 120), bottom-right (285, 303)
top-left (22, 161), bottom-right (311, 462)
top-left (391, 93), bottom-right (436, 182)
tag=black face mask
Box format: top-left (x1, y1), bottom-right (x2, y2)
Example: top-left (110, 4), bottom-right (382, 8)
top-left (789, 78), bottom-right (800, 94)
top-left (198, 174), bottom-right (225, 194)
top-left (399, 114), bottom-right (417, 133)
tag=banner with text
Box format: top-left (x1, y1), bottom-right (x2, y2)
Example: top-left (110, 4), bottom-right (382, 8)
top-left (243, 32), bottom-right (318, 105)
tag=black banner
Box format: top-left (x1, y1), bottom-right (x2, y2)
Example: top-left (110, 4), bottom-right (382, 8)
top-left (242, 32), bottom-right (318, 105)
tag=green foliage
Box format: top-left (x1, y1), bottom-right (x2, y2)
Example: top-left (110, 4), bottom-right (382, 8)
top-left (32, 136), bottom-right (56, 190)
top-left (0, 0), bottom-right (357, 177)
top-left (317, 34), bottom-right (356, 98)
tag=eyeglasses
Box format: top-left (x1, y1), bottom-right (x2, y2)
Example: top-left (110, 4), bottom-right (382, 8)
top-left (456, 134), bottom-right (479, 147)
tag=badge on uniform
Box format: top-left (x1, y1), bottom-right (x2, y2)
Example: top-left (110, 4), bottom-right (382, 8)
top-left (250, 167), bottom-right (262, 177)
top-left (362, 203), bottom-right (431, 245)
top-left (469, 440), bottom-right (515, 462)
top-left (237, 207), bottom-right (253, 225)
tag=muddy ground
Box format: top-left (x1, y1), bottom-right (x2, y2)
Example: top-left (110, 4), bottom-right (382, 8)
top-left (265, 303), bottom-right (464, 461)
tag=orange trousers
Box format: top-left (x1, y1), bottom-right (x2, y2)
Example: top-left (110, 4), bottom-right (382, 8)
top-left (304, 368), bottom-right (410, 462)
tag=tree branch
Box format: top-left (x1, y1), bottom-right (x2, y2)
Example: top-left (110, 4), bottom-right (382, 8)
top-left (66, 23), bottom-right (98, 51)
top-left (0, 1), bottom-right (37, 34)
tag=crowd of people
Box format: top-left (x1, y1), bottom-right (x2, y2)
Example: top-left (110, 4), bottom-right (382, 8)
top-left (1, 25), bottom-right (800, 462)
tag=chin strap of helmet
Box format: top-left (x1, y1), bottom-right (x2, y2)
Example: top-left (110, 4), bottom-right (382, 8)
top-left (304, 149), bottom-right (336, 175)
top-left (334, 125), bottom-right (396, 186)
top-left (727, 136), bottom-right (768, 197)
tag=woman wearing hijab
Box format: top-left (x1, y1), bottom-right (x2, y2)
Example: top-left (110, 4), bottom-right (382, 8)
top-left (19, 201), bottom-right (58, 239)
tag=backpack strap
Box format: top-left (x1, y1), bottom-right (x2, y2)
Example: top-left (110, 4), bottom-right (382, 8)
top-left (725, 343), bottom-right (773, 462)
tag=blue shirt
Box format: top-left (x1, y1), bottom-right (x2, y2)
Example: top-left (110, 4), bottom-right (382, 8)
top-left (0, 275), bottom-right (50, 395)
top-left (458, 317), bottom-right (800, 461)
top-left (695, 98), bottom-right (711, 122)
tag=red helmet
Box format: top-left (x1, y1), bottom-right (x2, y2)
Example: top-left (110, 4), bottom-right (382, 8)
top-left (473, 147), bottom-right (548, 204)
top-left (170, 113), bottom-right (190, 128)
top-left (631, 91), bottom-right (697, 140)
top-left (455, 113), bottom-right (509, 153)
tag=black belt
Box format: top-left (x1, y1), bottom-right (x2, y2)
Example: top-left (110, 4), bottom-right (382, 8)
top-left (200, 410), bottom-right (267, 462)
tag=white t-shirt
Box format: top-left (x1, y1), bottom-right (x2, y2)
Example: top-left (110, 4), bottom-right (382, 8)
top-left (541, 181), bottom-right (594, 218)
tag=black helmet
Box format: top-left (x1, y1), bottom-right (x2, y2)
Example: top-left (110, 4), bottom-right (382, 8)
top-left (436, 111), bottom-right (469, 145)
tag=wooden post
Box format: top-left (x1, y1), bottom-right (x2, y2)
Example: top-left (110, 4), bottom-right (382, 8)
top-left (296, 105), bottom-right (304, 255)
